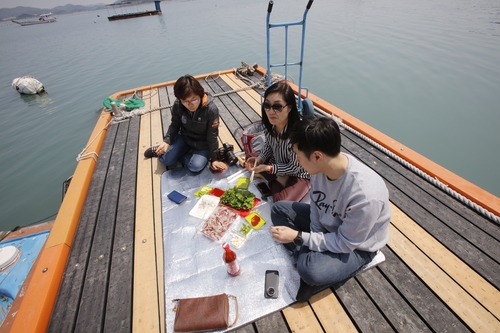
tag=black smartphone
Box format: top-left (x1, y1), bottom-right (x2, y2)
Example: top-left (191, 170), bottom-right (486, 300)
top-left (167, 190), bottom-right (187, 204)
top-left (264, 270), bottom-right (279, 299)
top-left (256, 182), bottom-right (271, 198)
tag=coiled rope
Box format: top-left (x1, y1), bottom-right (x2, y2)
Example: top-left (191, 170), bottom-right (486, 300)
top-left (313, 107), bottom-right (500, 225)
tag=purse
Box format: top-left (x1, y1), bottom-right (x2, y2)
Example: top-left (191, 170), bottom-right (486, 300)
top-left (172, 293), bottom-right (239, 332)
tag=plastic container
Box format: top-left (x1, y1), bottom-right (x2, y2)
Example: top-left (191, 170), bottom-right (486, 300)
top-left (189, 195), bottom-right (220, 219)
top-left (200, 205), bottom-right (238, 241)
top-left (226, 218), bottom-right (253, 249)
top-left (245, 212), bottom-right (266, 230)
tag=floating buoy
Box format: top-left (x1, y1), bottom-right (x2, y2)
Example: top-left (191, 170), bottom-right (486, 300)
top-left (12, 76), bottom-right (45, 95)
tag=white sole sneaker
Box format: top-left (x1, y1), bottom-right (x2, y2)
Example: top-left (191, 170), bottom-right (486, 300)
top-left (359, 250), bottom-right (386, 273)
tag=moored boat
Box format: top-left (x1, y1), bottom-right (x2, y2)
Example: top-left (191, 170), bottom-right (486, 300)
top-left (107, 1), bottom-right (162, 21)
top-left (12, 13), bottom-right (56, 26)
top-left (0, 221), bottom-right (53, 331)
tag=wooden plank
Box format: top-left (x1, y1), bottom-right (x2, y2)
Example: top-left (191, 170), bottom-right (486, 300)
top-left (282, 303), bottom-right (324, 333)
top-left (104, 117), bottom-right (140, 332)
top-left (215, 75), bottom-right (262, 123)
top-left (390, 203), bottom-right (500, 321)
top-left (218, 117), bottom-right (241, 153)
top-left (254, 311), bottom-right (289, 333)
top-left (158, 86), bottom-right (172, 137)
top-left (309, 289), bottom-right (357, 333)
top-left (74, 120), bottom-right (129, 332)
top-left (211, 76), bottom-right (261, 125)
top-left (379, 248), bottom-right (471, 333)
top-left (335, 277), bottom-right (394, 332)
top-left (47, 122), bottom-right (118, 333)
top-left (150, 88), bottom-right (166, 333)
top-left (226, 72), bottom-right (263, 103)
top-left (200, 80), bottom-right (244, 150)
top-left (388, 221), bottom-right (500, 332)
top-left (233, 324), bottom-right (257, 333)
top-left (356, 268), bottom-right (431, 332)
top-left (222, 73), bottom-right (263, 116)
top-left (134, 109), bottom-right (161, 332)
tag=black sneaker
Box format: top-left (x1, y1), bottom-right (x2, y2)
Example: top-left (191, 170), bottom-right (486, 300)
top-left (144, 146), bottom-right (159, 158)
top-left (295, 278), bottom-right (315, 303)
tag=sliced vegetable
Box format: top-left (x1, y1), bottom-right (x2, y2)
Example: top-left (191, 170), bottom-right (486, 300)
top-left (220, 187), bottom-right (255, 210)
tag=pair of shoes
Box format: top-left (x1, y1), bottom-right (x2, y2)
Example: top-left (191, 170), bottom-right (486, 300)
top-left (359, 250), bottom-right (386, 274)
top-left (144, 146), bottom-right (159, 159)
top-left (295, 278), bottom-right (315, 303)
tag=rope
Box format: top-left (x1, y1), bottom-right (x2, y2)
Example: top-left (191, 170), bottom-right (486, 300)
top-left (111, 64), bottom-right (283, 123)
top-left (76, 119), bottom-right (112, 162)
top-left (313, 107), bottom-right (500, 225)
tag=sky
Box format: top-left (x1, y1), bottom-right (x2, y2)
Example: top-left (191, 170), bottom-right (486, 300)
top-left (0, 0), bottom-right (105, 9)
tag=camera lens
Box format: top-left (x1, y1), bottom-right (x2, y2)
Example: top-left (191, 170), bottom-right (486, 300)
top-left (226, 150), bottom-right (237, 166)
top-left (266, 287), bottom-right (275, 296)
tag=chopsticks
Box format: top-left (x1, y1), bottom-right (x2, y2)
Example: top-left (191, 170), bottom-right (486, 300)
top-left (249, 159), bottom-right (257, 182)
top-left (227, 169), bottom-right (245, 182)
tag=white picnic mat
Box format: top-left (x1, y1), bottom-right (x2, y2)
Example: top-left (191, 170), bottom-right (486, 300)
top-left (161, 166), bottom-right (299, 332)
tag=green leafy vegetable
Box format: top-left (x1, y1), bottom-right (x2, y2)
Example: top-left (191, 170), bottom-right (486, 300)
top-left (220, 187), bottom-right (255, 210)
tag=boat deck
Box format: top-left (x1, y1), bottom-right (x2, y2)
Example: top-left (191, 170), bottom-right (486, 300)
top-left (32, 69), bottom-right (500, 332)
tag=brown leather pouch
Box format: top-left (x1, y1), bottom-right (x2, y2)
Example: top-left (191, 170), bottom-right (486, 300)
top-left (172, 293), bottom-right (239, 332)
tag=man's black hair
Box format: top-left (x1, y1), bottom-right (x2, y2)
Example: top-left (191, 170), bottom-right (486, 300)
top-left (290, 117), bottom-right (342, 158)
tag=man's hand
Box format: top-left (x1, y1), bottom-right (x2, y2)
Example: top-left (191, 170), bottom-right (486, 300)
top-left (270, 226), bottom-right (299, 244)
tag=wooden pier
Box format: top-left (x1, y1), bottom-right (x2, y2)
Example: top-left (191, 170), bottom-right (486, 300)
top-left (15, 68), bottom-right (500, 332)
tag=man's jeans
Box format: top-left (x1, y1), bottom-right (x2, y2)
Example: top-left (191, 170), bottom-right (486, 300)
top-left (158, 134), bottom-right (209, 173)
top-left (271, 201), bottom-right (375, 286)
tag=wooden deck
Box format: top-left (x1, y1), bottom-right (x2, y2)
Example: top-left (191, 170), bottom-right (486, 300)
top-left (46, 70), bottom-right (500, 332)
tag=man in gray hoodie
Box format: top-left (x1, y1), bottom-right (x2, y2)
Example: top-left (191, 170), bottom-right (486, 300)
top-left (270, 116), bottom-right (391, 302)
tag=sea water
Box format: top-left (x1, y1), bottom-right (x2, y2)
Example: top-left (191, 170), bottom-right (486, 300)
top-left (0, 0), bottom-right (499, 230)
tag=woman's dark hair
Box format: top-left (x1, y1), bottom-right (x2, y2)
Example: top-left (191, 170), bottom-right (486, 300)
top-left (290, 117), bottom-right (342, 158)
top-left (261, 81), bottom-right (301, 140)
top-left (173, 74), bottom-right (205, 100)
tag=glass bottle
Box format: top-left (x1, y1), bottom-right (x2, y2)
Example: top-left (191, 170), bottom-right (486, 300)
top-left (222, 242), bottom-right (240, 276)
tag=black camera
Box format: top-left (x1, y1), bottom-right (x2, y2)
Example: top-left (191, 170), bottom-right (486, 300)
top-left (216, 142), bottom-right (238, 166)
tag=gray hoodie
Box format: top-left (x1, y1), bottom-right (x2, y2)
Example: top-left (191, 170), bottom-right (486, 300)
top-left (302, 153), bottom-right (391, 253)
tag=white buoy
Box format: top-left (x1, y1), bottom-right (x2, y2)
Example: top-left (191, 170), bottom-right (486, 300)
top-left (0, 246), bottom-right (21, 271)
top-left (12, 76), bottom-right (45, 95)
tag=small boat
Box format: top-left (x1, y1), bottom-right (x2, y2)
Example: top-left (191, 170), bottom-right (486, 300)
top-left (12, 13), bottom-right (56, 26)
top-left (0, 221), bottom-right (53, 331)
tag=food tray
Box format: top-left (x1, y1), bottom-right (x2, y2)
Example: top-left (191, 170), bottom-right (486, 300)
top-left (209, 187), bottom-right (225, 197)
top-left (194, 185), bottom-right (213, 197)
top-left (200, 205), bottom-right (239, 241)
top-left (245, 212), bottom-right (266, 230)
top-left (189, 195), bottom-right (220, 219)
top-left (225, 218), bottom-right (253, 249)
top-left (235, 177), bottom-right (250, 190)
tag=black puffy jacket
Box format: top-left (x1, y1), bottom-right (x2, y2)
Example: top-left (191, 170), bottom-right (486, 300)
top-left (163, 93), bottom-right (220, 161)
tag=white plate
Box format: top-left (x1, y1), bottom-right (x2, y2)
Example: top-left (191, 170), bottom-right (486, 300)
top-left (189, 195), bottom-right (220, 219)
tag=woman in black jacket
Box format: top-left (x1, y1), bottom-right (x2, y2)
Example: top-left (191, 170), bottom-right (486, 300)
top-left (144, 75), bottom-right (227, 173)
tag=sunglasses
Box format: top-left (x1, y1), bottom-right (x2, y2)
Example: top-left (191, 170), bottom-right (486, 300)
top-left (262, 103), bottom-right (288, 113)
